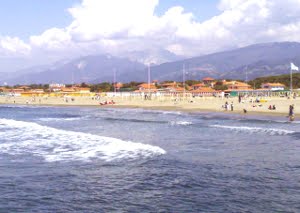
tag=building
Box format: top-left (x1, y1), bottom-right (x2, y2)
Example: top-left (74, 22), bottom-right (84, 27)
top-left (225, 81), bottom-right (252, 90)
top-left (192, 83), bottom-right (205, 90)
top-left (113, 82), bottom-right (123, 91)
top-left (191, 87), bottom-right (219, 96)
top-left (160, 82), bottom-right (179, 88)
top-left (202, 77), bottom-right (215, 86)
top-left (75, 87), bottom-right (91, 93)
top-left (137, 83), bottom-right (157, 92)
top-left (49, 83), bottom-right (66, 92)
top-left (261, 83), bottom-right (285, 91)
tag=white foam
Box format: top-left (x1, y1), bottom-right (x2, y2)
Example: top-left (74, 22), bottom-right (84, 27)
top-left (169, 121), bottom-right (193, 126)
top-left (39, 117), bottom-right (82, 122)
top-left (162, 111), bottom-right (182, 115)
top-left (210, 125), bottom-right (295, 135)
top-left (0, 118), bottom-right (166, 162)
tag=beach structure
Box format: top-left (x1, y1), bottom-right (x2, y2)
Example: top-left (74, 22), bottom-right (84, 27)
top-left (191, 87), bottom-right (219, 96)
top-left (137, 83), bottom-right (157, 92)
top-left (49, 83), bottom-right (66, 92)
top-left (158, 82), bottom-right (181, 92)
top-left (224, 81), bottom-right (252, 90)
top-left (20, 89), bottom-right (45, 97)
top-left (261, 83), bottom-right (285, 91)
top-left (2, 88), bottom-right (25, 96)
top-left (114, 82), bottom-right (123, 92)
top-left (192, 83), bottom-right (205, 90)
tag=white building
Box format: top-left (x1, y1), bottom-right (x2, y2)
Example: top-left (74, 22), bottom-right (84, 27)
top-left (49, 83), bottom-right (66, 92)
top-left (261, 83), bottom-right (285, 91)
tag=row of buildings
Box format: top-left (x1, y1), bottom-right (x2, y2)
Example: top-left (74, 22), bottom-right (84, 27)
top-left (132, 78), bottom-right (286, 93)
top-left (0, 84), bottom-right (92, 97)
top-left (0, 78), bottom-right (287, 97)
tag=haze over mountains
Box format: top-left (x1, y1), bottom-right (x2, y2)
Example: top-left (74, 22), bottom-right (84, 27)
top-left (2, 42), bottom-right (300, 85)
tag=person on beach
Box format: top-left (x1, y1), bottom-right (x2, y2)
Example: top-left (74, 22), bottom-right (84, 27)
top-left (268, 105), bottom-right (272, 110)
top-left (289, 104), bottom-right (295, 121)
top-left (230, 102), bottom-right (234, 111)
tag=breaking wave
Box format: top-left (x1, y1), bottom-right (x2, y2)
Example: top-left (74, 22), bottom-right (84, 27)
top-left (210, 125), bottom-right (295, 136)
top-left (0, 119), bottom-right (166, 162)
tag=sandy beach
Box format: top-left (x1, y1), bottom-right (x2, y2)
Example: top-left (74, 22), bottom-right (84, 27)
top-left (0, 95), bottom-right (298, 117)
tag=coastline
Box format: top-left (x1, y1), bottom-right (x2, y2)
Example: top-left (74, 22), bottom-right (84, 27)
top-left (0, 95), bottom-right (296, 118)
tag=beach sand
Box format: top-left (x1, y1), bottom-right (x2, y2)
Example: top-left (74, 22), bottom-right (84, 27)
top-left (0, 95), bottom-right (298, 118)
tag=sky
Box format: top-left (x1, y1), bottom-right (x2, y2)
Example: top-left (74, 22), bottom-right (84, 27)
top-left (1, 0), bottom-right (300, 72)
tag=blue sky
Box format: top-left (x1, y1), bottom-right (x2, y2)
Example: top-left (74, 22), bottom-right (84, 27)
top-left (155, 0), bottom-right (220, 21)
top-left (0, 0), bottom-right (80, 39)
top-left (0, 0), bottom-right (219, 40)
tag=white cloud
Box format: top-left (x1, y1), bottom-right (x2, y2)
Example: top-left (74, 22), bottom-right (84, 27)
top-left (30, 28), bottom-right (72, 50)
top-left (3, 0), bottom-right (300, 67)
top-left (0, 36), bottom-right (31, 57)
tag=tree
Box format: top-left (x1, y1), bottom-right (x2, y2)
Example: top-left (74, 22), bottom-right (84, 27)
top-left (185, 80), bottom-right (202, 86)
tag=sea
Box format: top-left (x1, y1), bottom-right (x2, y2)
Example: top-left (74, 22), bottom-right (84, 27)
top-left (0, 105), bottom-right (299, 212)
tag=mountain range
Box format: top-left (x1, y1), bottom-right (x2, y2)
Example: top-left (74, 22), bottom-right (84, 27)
top-left (2, 42), bottom-right (300, 85)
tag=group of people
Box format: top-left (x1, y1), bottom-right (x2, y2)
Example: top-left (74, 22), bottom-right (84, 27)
top-left (268, 105), bottom-right (276, 110)
top-left (99, 100), bottom-right (115, 105)
top-left (223, 101), bottom-right (234, 111)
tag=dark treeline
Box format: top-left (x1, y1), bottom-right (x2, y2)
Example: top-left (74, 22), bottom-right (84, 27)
top-left (248, 73), bottom-right (300, 89)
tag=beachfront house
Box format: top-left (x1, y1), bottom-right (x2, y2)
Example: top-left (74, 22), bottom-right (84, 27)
top-left (191, 87), bottom-right (218, 96)
top-left (160, 82), bottom-right (179, 88)
top-left (49, 83), bottom-right (66, 92)
top-left (158, 81), bottom-right (192, 93)
top-left (225, 81), bottom-right (252, 90)
top-left (261, 83), bottom-right (285, 91)
top-left (192, 83), bottom-right (205, 90)
top-left (113, 82), bottom-right (123, 91)
top-left (75, 87), bottom-right (91, 94)
top-left (137, 83), bottom-right (157, 92)
top-left (20, 89), bottom-right (45, 97)
top-left (6, 88), bottom-right (25, 96)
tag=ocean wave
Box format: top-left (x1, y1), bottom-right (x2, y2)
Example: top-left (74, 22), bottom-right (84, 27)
top-left (210, 125), bottom-right (295, 135)
top-left (103, 117), bottom-right (166, 124)
top-left (0, 119), bottom-right (166, 162)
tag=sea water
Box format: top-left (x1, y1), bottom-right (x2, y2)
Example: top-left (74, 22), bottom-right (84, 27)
top-left (0, 105), bottom-right (299, 212)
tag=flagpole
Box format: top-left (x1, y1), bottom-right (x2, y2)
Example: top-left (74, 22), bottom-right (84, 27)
top-left (290, 62), bottom-right (299, 95)
top-left (290, 67), bottom-right (293, 95)
top-left (113, 69), bottom-right (116, 95)
top-left (148, 64), bottom-right (151, 95)
top-left (183, 63), bottom-right (186, 99)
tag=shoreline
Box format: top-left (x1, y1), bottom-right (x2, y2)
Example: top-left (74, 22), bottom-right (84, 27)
top-left (0, 96), bottom-right (295, 119)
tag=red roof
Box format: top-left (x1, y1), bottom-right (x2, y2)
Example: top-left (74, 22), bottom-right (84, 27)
top-left (192, 83), bottom-right (205, 87)
top-left (192, 87), bottom-right (217, 93)
top-left (203, 77), bottom-right (215, 81)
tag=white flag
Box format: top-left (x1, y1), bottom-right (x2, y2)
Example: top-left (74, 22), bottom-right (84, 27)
top-left (291, 62), bottom-right (299, 71)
